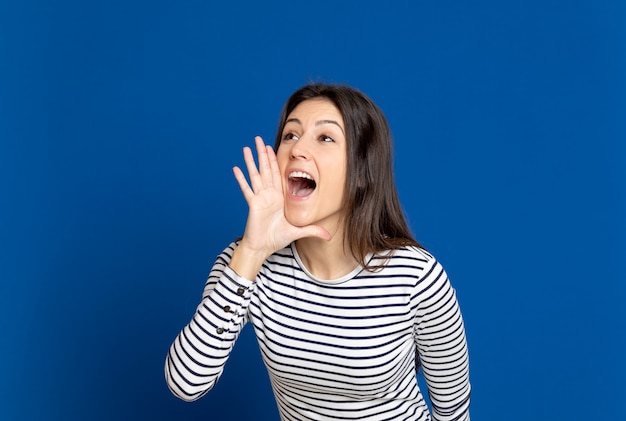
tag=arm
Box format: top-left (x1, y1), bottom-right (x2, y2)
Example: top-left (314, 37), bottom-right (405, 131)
top-left (414, 257), bottom-right (471, 421)
top-left (164, 243), bottom-right (255, 401)
top-left (165, 137), bottom-right (330, 401)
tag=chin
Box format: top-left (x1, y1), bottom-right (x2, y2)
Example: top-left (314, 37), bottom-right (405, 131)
top-left (284, 211), bottom-right (313, 228)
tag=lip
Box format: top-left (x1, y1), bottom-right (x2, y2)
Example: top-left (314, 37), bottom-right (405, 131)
top-left (285, 168), bottom-right (316, 200)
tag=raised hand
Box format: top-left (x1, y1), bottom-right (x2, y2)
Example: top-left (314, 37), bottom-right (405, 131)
top-left (230, 136), bottom-right (330, 280)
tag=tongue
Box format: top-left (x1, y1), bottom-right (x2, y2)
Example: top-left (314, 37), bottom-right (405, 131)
top-left (290, 178), bottom-right (315, 197)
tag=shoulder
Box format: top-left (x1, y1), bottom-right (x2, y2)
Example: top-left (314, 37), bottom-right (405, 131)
top-left (391, 245), bottom-right (436, 262)
top-left (367, 246), bottom-right (449, 285)
top-left (211, 241), bottom-right (240, 266)
top-left (373, 245), bottom-right (438, 271)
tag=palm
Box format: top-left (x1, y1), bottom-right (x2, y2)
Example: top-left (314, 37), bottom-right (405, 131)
top-left (233, 136), bottom-right (329, 257)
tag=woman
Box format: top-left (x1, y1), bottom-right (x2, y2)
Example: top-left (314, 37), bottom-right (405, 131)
top-left (165, 84), bottom-right (471, 420)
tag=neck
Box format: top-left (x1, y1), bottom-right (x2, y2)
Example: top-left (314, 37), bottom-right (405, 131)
top-left (295, 233), bottom-right (359, 280)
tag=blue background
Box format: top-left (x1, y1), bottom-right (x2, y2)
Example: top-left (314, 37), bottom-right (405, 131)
top-left (1, 1), bottom-right (624, 419)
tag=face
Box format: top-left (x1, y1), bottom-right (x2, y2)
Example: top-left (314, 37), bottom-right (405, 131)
top-left (277, 98), bottom-right (347, 234)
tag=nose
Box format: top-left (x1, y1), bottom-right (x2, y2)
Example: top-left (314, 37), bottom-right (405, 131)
top-left (289, 136), bottom-right (311, 160)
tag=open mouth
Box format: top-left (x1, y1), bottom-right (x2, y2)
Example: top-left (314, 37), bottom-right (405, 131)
top-left (288, 171), bottom-right (317, 197)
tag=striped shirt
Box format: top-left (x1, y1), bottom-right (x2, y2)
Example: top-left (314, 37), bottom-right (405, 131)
top-left (165, 243), bottom-right (471, 420)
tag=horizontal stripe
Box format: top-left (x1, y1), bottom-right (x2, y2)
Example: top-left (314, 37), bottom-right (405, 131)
top-left (165, 243), bottom-right (470, 420)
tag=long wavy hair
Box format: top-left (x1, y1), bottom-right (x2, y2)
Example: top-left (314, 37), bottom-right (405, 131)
top-left (274, 83), bottom-right (422, 270)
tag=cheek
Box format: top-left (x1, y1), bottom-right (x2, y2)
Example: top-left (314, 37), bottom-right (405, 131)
top-left (276, 147), bottom-right (289, 171)
top-left (326, 159), bottom-right (348, 197)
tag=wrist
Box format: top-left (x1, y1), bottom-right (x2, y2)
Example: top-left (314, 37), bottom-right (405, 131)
top-left (228, 241), bottom-right (270, 281)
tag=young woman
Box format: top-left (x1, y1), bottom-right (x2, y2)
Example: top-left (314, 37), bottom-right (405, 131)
top-left (165, 84), bottom-right (471, 420)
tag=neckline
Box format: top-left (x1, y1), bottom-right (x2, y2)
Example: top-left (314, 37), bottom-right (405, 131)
top-left (290, 243), bottom-right (365, 285)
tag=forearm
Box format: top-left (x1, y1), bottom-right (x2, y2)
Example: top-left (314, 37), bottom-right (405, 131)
top-left (165, 247), bottom-right (256, 401)
top-left (422, 318), bottom-right (471, 421)
top-left (416, 261), bottom-right (471, 421)
top-left (228, 240), bottom-right (269, 281)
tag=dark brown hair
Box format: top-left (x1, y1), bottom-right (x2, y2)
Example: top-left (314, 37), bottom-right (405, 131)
top-left (274, 83), bottom-right (422, 270)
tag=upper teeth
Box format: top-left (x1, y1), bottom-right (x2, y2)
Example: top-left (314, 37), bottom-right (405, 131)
top-left (289, 171), bottom-right (312, 180)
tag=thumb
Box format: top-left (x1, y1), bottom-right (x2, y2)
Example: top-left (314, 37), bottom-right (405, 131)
top-left (297, 225), bottom-right (332, 242)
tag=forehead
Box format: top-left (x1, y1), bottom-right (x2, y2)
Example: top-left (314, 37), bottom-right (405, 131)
top-left (286, 98), bottom-right (344, 125)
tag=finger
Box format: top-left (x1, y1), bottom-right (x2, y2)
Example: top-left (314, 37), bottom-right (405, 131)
top-left (232, 166), bottom-right (254, 202)
top-left (255, 136), bottom-right (273, 187)
top-left (242, 146), bottom-right (262, 192)
top-left (296, 225), bottom-right (332, 242)
top-left (266, 145), bottom-right (282, 191)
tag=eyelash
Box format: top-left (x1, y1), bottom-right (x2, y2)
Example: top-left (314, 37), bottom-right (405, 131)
top-left (282, 132), bottom-right (335, 143)
top-left (283, 132), bottom-right (299, 141)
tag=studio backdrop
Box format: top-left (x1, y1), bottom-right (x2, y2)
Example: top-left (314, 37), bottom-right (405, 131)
top-left (1, 1), bottom-right (624, 420)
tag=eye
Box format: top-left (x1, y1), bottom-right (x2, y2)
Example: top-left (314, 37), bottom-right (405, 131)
top-left (319, 135), bottom-right (335, 143)
top-left (282, 132), bottom-right (300, 141)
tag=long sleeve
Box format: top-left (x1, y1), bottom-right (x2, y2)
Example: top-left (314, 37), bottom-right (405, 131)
top-left (165, 243), bottom-right (256, 401)
top-left (414, 257), bottom-right (471, 421)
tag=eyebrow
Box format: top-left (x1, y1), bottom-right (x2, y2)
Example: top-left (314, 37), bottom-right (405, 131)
top-left (285, 118), bottom-right (345, 134)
